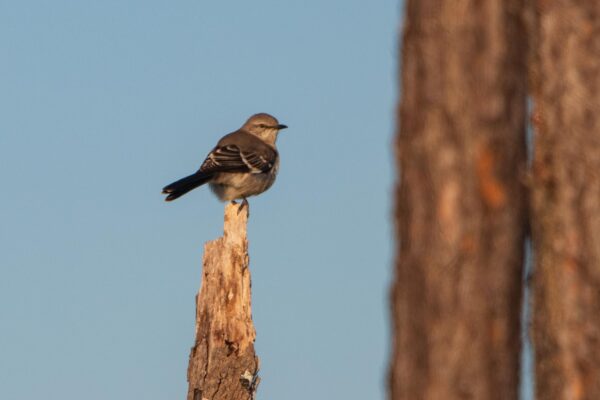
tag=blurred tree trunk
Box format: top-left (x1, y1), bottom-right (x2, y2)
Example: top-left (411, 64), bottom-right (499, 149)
top-left (390, 1), bottom-right (528, 399)
top-left (187, 204), bottom-right (259, 400)
top-left (528, 2), bottom-right (600, 399)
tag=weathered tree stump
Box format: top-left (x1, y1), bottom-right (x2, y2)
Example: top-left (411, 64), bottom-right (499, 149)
top-left (187, 203), bottom-right (259, 400)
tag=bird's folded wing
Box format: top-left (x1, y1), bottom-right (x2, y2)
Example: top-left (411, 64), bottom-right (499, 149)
top-left (199, 144), bottom-right (275, 174)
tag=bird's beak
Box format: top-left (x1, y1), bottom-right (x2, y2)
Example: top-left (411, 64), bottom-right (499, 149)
top-left (277, 124), bottom-right (288, 130)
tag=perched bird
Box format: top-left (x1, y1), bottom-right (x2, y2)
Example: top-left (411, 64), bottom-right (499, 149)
top-left (162, 113), bottom-right (287, 208)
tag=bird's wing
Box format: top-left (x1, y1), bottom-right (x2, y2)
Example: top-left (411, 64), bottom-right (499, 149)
top-left (199, 144), bottom-right (276, 174)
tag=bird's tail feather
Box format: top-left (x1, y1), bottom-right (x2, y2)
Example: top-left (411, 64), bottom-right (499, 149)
top-left (162, 172), bottom-right (211, 201)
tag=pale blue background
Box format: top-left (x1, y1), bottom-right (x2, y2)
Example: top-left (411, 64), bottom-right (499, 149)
top-left (1, 2), bottom-right (535, 400)
top-left (0, 1), bottom-right (397, 399)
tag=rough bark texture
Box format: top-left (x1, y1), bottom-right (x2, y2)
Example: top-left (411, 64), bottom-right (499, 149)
top-left (187, 203), bottom-right (259, 400)
top-left (528, 1), bottom-right (600, 398)
top-left (390, 1), bottom-right (528, 399)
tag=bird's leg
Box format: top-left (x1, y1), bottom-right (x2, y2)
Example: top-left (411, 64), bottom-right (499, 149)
top-left (237, 198), bottom-right (249, 215)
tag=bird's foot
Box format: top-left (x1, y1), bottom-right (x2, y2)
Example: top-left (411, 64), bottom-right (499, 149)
top-left (237, 198), bottom-right (249, 216)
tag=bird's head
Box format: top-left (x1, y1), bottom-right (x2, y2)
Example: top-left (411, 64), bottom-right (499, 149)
top-left (242, 113), bottom-right (287, 145)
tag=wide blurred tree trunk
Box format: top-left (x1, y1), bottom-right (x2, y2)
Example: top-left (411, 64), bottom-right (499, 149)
top-left (528, 2), bottom-right (600, 399)
top-left (390, 1), bottom-right (528, 399)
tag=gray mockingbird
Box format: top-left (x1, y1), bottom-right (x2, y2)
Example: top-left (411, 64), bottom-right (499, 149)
top-left (162, 113), bottom-right (287, 208)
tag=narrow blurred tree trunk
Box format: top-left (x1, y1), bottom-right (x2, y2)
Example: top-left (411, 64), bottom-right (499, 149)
top-left (528, 2), bottom-right (600, 398)
top-left (186, 203), bottom-right (259, 400)
top-left (390, 1), bottom-right (528, 399)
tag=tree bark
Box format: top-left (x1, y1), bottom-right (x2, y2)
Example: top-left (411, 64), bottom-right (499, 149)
top-left (528, 2), bottom-right (600, 398)
top-left (187, 203), bottom-right (259, 400)
top-left (390, 1), bottom-right (528, 399)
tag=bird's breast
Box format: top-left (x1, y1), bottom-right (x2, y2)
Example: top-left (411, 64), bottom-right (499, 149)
top-left (209, 162), bottom-right (278, 201)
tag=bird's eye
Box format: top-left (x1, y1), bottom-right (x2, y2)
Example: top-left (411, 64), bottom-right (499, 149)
top-left (258, 124), bottom-right (266, 128)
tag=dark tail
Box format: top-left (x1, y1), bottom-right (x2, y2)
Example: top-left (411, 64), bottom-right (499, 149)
top-left (162, 172), bottom-right (212, 202)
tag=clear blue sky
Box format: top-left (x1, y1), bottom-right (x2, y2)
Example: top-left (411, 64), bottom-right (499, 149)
top-left (0, 1), bottom-right (398, 399)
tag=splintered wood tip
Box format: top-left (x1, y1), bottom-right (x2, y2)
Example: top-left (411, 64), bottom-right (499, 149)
top-left (223, 202), bottom-right (249, 244)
